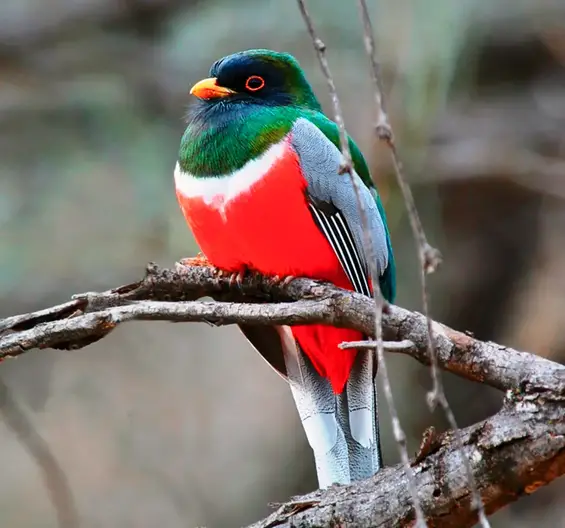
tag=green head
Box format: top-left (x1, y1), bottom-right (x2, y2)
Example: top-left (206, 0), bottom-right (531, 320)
top-left (189, 49), bottom-right (321, 111)
top-left (180, 49), bottom-right (322, 176)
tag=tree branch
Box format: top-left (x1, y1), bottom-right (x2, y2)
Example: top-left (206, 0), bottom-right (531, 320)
top-left (1, 264), bottom-right (563, 393)
top-left (1, 262), bottom-right (564, 527)
top-left (251, 398), bottom-right (565, 528)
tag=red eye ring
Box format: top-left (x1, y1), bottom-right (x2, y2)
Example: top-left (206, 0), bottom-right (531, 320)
top-left (245, 75), bottom-right (265, 92)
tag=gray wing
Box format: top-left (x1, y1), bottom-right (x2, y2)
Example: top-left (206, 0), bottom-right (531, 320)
top-left (290, 117), bottom-right (389, 295)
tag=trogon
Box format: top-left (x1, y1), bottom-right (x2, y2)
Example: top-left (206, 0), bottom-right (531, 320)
top-left (174, 49), bottom-right (396, 488)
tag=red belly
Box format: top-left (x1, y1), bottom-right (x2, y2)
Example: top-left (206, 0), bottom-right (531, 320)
top-left (176, 144), bottom-right (362, 393)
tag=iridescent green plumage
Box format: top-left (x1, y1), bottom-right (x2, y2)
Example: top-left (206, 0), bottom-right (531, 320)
top-left (180, 50), bottom-right (318, 176)
top-left (179, 106), bottom-right (296, 176)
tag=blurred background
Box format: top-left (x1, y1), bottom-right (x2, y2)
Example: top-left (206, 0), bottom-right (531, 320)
top-left (1, 0), bottom-right (564, 526)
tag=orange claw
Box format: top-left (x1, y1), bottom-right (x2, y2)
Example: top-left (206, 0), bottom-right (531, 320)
top-left (228, 268), bottom-right (247, 290)
top-left (268, 275), bottom-right (296, 288)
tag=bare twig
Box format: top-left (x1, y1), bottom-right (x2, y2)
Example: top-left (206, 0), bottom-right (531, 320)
top-left (356, 0), bottom-right (442, 274)
top-left (295, 0), bottom-right (352, 175)
top-left (296, 1), bottom-right (425, 523)
top-left (293, 0), bottom-right (386, 302)
top-left (355, 0), bottom-right (443, 406)
top-left (339, 339), bottom-right (415, 351)
top-left (355, 2), bottom-right (491, 526)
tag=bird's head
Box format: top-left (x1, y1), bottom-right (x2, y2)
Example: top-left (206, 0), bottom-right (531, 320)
top-left (189, 49), bottom-right (321, 112)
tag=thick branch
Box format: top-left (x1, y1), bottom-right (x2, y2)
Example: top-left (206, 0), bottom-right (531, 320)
top-left (1, 264), bottom-right (562, 394)
top-left (250, 395), bottom-right (565, 528)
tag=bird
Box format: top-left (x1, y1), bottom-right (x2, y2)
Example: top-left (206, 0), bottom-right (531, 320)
top-left (174, 49), bottom-right (396, 489)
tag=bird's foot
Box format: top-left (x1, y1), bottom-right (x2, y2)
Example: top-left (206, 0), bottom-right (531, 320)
top-left (228, 267), bottom-right (247, 290)
top-left (210, 266), bottom-right (251, 291)
top-left (267, 274), bottom-right (296, 289)
top-left (178, 253), bottom-right (211, 268)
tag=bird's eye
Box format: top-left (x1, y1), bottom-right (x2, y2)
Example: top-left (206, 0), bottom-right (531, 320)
top-left (245, 75), bottom-right (265, 92)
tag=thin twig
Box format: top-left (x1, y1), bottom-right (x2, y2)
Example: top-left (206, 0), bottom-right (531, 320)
top-left (294, 0), bottom-right (381, 281)
top-left (339, 339), bottom-right (415, 351)
top-left (356, 0), bottom-right (441, 273)
top-left (295, 0), bottom-right (352, 175)
top-left (296, 1), bottom-right (427, 524)
top-left (355, 1), bottom-right (490, 526)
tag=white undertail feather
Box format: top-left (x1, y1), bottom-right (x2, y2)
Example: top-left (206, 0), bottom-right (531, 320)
top-left (339, 350), bottom-right (381, 480)
top-left (279, 326), bottom-right (381, 488)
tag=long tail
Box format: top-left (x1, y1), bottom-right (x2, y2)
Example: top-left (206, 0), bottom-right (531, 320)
top-left (279, 327), bottom-right (381, 488)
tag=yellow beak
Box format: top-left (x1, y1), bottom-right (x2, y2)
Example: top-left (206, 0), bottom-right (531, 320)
top-left (189, 77), bottom-right (235, 100)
